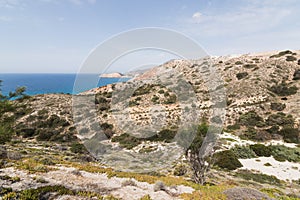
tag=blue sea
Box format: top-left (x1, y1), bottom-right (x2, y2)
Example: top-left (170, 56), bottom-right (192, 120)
top-left (0, 74), bottom-right (129, 96)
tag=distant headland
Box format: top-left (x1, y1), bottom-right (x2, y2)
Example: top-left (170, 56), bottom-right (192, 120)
top-left (99, 72), bottom-right (130, 78)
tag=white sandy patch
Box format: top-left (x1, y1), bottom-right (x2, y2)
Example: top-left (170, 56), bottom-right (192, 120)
top-left (0, 166), bottom-right (194, 200)
top-left (220, 132), bottom-right (298, 150)
top-left (239, 157), bottom-right (300, 181)
top-left (219, 132), bottom-right (255, 150)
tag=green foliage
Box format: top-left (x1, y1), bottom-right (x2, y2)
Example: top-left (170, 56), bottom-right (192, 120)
top-left (236, 170), bottom-right (281, 185)
top-left (112, 129), bottom-right (178, 149)
top-left (238, 111), bottom-right (264, 127)
top-left (187, 123), bottom-right (208, 154)
top-left (70, 143), bottom-right (87, 154)
top-left (226, 124), bottom-right (240, 131)
top-left (281, 127), bottom-right (299, 143)
top-left (266, 112), bottom-right (294, 126)
top-left (139, 194), bottom-right (152, 200)
top-left (293, 69), bottom-right (300, 80)
top-left (286, 55), bottom-right (297, 62)
top-left (269, 82), bottom-right (298, 96)
top-left (243, 64), bottom-right (257, 69)
top-left (173, 164), bottom-right (188, 176)
top-left (100, 123), bottom-right (115, 139)
top-left (270, 50), bottom-right (293, 58)
top-left (231, 145), bottom-right (256, 159)
top-left (0, 80), bottom-right (29, 144)
top-left (147, 129), bottom-right (176, 143)
top-left (214, 150), bottom-right (242, 170)
top-left (151, 95), bottom-right (159, 103)
top-left (270, 102), bottom-right (286, 111)
top-left (236, 72), bottom-right (248, 80)
top-left (111, 133), bottom-right (141, 149)
top-left (133, 84), bottom-right (154, 96)
top-left (0, 125), bottom-right (13, 144)
top-left (163, 94), bottom-right (177, 104)
top-left (249, 144), bottom-right (272, 157)
top-left (270, 145), bottom-right (300, 162)
top-left (0, 187), bottom-right (12, 196)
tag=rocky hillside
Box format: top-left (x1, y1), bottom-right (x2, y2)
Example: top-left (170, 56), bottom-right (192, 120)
top-left (1, 50), bottom-right (300, 199)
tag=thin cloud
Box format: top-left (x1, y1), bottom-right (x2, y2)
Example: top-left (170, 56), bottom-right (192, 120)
top-left (0, 16), bottom-right (12, 22)
top-left (192, 12), bottom-right (202, 23)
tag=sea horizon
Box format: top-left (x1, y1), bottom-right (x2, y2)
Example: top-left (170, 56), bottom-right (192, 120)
top-left (0, 73), bottom-right (129, 96)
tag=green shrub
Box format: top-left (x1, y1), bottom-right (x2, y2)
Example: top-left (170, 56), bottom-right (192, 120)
top-left (269, 82), bottom-right (298, 96)
top-left (286, 55), bottom-right (297, 62)
top-left (187, 123), bottom-right (208, 154)
top-left (133, 84), bottom-right (153, 96)
top-left (173, 164), bottom-right (188, 176)
top-left (238, 111), bottom-right (264, 127)
top-left (36, 131), bottom-right (54, 141)
top-left (279, 126), bottom-right (299, 143)
top-left (293, 69), bottom-right (300, 80)
top-left (151, 95), bottom-right (159, 103)
top-left (100, 123), bottom-right (113, 130)
top-left (158, 89), bottom-right (165, 94)
top-left (111, 133), bottom-right (141, 149)
top-left (236, 72), bottom-right (248, 80)
top-left (0, 125), bottom-right (13, 144)
top-left (163, 94), bottom-right (177, 104)
top-left (235, 170), bottom-right (281, 185)
top-left (226, 124), bottom-right (240, 131)
top-left (249, 144), bottom-right (272, 157)
top-left (147, 129), bottom-right (176, 143)
top-left (214, 150), bottom-right (242, 170)
top-left (70, 143), bottom-right (87, 154)
top-left (270, 50), bottom-right (293, 58)
top-left (269, 145), bottom-right (300, 162)
top-left (266, 112), bottom-right (294, 126)
top-left (19, 185), bottom-right (74, 200)
top-left (243, 64), bottom-right (257, 69)
top-left (231, 145), bottom-right (256, 159)
top-left (270, 103), bottom-right (286, 111)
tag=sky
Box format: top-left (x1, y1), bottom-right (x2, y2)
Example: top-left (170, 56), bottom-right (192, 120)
top-left (0, 0), bottom-right (300, 73)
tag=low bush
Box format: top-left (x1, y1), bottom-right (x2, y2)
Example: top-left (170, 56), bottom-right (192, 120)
top-left (243, 64), bottom-right (257, 69)
top-left (163, 94), bottom-right (177, 104)
top-left (214, 150), bottom-right (243, 170)
top-left (236, 72), bottom-right (248, 80)
top-left (173, 164), bottom-right (188, 176)
top-left (235, 170), bottom-right (281, 185)
top-left (266, 112), bottom-right (294, 126)
top-left (0, 126), bottom-right (13, 144)
top-left (70, 143), bottom-right (87, 154)
top-left (269, 82), bottom-right (298, 96)
top-left (147, 129), bottom-right (176, 143)
top-left (249, 144), bottom-right (272, 157)
top-left (270, 102), bottom-right (286, 111)
top-left (238, 111), bottom-right (264, 127)
top-left (231, 145), bottom-right (256, 159)
top-left (111, 133), bottom-right (141, 149)
top-left (286, 55), bottom-right (297, 62)
top-left (279, 126), bottom-right (299, 143)
top-left (133, 84), bottom-right (154, 96)
top-left (293, 69), bottom-right (300, 80)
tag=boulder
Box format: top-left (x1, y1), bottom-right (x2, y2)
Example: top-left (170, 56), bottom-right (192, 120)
top-left (224, 187), bottom-right (274, 200)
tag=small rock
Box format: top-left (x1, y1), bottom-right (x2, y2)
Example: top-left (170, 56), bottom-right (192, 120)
top-left (7, 151), bottom-right (22, 160)
top-left (0, 146), bottom-right (7, 159)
